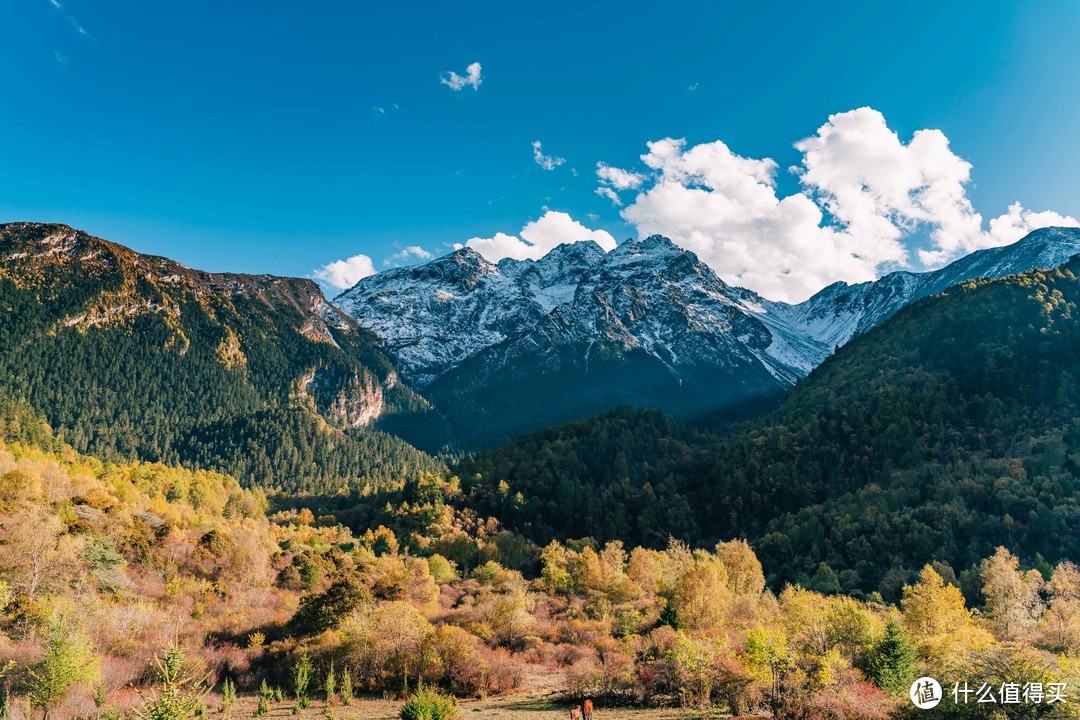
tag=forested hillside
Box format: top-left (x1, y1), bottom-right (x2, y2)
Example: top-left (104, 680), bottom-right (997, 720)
top-left (0, 223), bottom-right (445, 492)
top-left (459, 258), bottom-right (1080, 599)
top-left (456, 407), bottom-right (706, 547)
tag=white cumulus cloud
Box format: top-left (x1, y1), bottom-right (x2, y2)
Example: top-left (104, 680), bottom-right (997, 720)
top-left (311, 253), bottom-right (376, 292)
top-left (440, 62), bottom-right (482, 91)
top-left (605, 107), bottom-right (1077, 302)
top-left (795, 108), bottom-right (985, 269)
top-left (532, 141), bottom-right (565, 171)
top-left (464, 211), bottom-right (616, 262)
top-left (984, 202), bottom-right (1080, 251)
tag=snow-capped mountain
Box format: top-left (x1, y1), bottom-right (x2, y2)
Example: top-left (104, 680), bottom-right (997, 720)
top-left (786, 226), bottom-right (1080, 349)
top-left (335, 227), bottom-right (1080, 445)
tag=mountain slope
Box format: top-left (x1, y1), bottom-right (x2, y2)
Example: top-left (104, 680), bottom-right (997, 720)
top-left (0, 222), bottom-right (445, 491)
top-left (457, 258), bottom-right (1080, 597)
top-left (338, 228), bottom-right (1080, 446)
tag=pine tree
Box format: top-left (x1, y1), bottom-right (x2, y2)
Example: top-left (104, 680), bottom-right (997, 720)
top-left (291, 652), bottom-right (313, 709)
top-left (323, 661), bottom-right (335, 704)
top-left (220, 679), bottom-right (236, 717)
top-left (255, 680), bottom-right (272, 717)
top-left (339, 668), bottom-right (352, 707)
top-left (134, 645), bottom-right (209, 720)
top-left (866, 621), bottom-right (916, 695)
top-left (26, 620), bottom-right (99, 720)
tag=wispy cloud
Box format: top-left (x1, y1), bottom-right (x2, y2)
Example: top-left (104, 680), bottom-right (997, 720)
top-left (440, 62), bottom-right (482, 91)
top-left (373, 103), bottom-right (401, 117)
top-left (595, 187), bottom-right (622, 206)
top-left (531, 141), bottom-right (565, 171)
top-left (48, 0), bottom-right (94, 40)
top-left (53, 51), bottom-right (68, 66)
top-left (594, 162), bottom-right (644, 206)
top-left (384, 245), bottom-right (434, 266)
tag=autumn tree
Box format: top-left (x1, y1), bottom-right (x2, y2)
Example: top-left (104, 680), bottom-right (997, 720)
top-left (1039, 561), bottom-right (1080, 654)
top-left (901, 565), bottom-right (993, 668)
top-left (539, 541), bottom-right (573, 595)
top-left (715, 539), bottom-right (765, 596)
top-left (780, 587), bottom-right (832, 657)
top-left (744, 626), bottom-right (795, 718)
top-left (672, 553), bottom-right (729, 632)
top-left (980, 547), bottom-right (1044, 641)
top-left (0, 507), bottom-right (78, 600)
top-left (482, 568), bottom-right (535, 648)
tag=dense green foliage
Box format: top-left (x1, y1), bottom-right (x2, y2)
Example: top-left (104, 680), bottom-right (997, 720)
top-left (456, 407), bottom-right (704, 547)
top-left (0, 224), bottom-right (445, 492)
top-left (458, 260), bottom-right (1080, 598)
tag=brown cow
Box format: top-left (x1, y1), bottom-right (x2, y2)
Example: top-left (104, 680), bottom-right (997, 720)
top-left (583, 699), bottom-right (593, 720)
top-left (569, 707), bottom-right (582, 720)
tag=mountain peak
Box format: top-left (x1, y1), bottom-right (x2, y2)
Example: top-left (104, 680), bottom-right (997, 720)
top-left (612, 234), bottom-right (681, 257)
top-left (640, 233), bottom-right (679, 248)
top-left (530, 240), bottom-right (606, 269)
top-left (1014, 225), bottom-right (1080, 250)
top-left (449, 245), bottom-right (488, 262)
top-left (545, 239), bottom-right (606, 260)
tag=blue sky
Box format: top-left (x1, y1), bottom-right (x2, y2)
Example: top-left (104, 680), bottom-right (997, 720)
top-left (2, 0), bottom-right (1079, 300)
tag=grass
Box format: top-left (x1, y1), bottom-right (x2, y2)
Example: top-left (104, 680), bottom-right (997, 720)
top-left (220, 692), bottom-right (752, 720)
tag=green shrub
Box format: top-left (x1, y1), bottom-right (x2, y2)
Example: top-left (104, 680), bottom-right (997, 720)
top-left (399, 687), bottom-right (458, 720)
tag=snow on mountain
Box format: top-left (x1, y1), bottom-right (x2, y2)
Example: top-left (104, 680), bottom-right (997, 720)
top-left (335, 226), bottom-right (1080, 442)
top-left (788, 226), bottom-right (1080, 350)
top-left (337, 235), bottom-right (826, 391)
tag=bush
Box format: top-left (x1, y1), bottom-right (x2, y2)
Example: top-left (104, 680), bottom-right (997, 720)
top-left (398, 687), bottom-right (458, 720)
top-left (289, 578), bottom-right (371, 636)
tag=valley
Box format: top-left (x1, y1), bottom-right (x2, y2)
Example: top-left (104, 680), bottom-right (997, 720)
top-left (1, 222), bottom-right (1080, 720)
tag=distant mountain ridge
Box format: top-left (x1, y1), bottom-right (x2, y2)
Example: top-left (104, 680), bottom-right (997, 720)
top-left (337, 226), bottom-right (1080, 445)
top-left (784, 226), bottom-right (1080, 348)
top-left (0, 222), bottom-right (444, 490)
